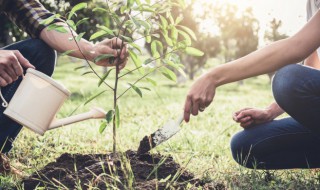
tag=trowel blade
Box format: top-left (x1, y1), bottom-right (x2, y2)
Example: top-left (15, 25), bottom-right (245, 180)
top-left (137, 114), bottom-right (184, 154)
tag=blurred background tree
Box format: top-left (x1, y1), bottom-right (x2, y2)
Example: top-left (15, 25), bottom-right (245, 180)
top-left (264, 18), bottom-right (289, 81)
top-left (1, 0), bottom-right (288, 84)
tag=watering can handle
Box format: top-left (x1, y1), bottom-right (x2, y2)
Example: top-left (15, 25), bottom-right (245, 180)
top-left (0, 74), bottom-right (25, 108)
top-left (0, 89), bottom-right (8, 108)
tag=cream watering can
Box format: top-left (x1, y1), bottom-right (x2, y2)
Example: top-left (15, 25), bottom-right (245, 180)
top-left (0, 68), bottom-right (106, 135)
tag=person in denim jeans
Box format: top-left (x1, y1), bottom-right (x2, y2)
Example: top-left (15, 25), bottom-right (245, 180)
top-left (0, 0), bottom-right (128, 154)
top-left (183, 0), bottom-right (320, 169)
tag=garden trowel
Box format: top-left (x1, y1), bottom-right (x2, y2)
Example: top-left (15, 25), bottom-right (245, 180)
top-left (137, 113), bottom-right (184, 154)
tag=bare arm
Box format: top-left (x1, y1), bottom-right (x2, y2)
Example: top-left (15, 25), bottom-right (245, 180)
top-left (184, 10), bottom-right (320, 122)
top-left (40, 22), bottom-right (128, 68)
top-left (305, 50), bottom-right (320, 68)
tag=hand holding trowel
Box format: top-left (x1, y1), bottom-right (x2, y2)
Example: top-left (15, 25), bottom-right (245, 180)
top-left (137, 113), bottom-right (184, 154)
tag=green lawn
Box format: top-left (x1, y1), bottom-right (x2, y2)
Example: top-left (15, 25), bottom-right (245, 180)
top-left (2, 57), bottom-right (320, 189)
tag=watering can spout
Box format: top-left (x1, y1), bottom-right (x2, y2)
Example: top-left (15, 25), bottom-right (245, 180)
top-left (49, 107), bottom-right (106, 130)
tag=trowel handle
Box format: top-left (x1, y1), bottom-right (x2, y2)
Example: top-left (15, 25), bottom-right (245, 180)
top-left (176, 113), bottom-right (184, 125)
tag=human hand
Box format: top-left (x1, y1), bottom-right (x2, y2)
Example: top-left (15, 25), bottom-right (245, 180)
top-left (89, 37), bottom-right (128, 70)
top-left (233, 107), bottom-right (273, 128)
top-left (184, 73), bottom-right (216, 122)
top-left (0, 50), bottom-right (35, 87)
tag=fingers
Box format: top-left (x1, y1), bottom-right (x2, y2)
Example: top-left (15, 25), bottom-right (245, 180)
top-left (0, 71), bottom-right (12, 84)
top-left (13, 51), bottom-right (35, 70)
top-left (234, 108), bottom-right (251, 117)
top-left (0, 76), bottom-right (7, 87)
top-left (240, 120), bottom-right (254, 128)
top-left (184, 96), bottom-right (192, 122)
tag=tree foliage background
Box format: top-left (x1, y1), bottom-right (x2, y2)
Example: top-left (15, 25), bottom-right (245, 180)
top-left (0, 0), bottom-right (286, 81)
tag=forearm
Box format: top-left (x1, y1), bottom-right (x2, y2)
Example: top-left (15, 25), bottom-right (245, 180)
top-left (304, 51), bottom-right (320, 69)
top-left (40, 22), bottom-right (95, 61)
top-left (210, 38), bottom-right (308, 87)
top-left (209, 10), bottom-right (320, 87)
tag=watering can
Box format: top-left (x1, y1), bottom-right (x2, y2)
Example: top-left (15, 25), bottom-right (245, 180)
top-left (0, 68), bottom-right (106, 135)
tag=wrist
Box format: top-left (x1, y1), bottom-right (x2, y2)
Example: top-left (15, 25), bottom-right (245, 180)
top-left (265, 107), bottom-right (276, 121)
top-left (207, 66), bottom-right (224, 87)
top-left (80, 41), bottom-right (95, 61)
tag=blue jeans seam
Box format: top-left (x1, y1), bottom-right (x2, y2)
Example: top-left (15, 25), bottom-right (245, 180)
top-left (252, 132), bottom-right (311, 149)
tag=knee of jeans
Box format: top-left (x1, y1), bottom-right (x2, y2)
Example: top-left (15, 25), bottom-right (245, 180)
top-left (272, 64), bottom-right (303, 108)
top-left (31, 39), bottom-right (56, 76)
top-left (230, 131), bottom-right (256, 169)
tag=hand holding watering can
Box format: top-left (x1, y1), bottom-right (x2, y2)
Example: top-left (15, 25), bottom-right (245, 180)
top-left (0, 68), bottom-right (106, 135)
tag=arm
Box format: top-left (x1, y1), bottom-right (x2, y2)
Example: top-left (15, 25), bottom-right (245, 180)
top-left (233, 102), bottom-right (284, 128)
top-left (40, 23), bottom-right (127, 68)
top-left (184, 10), bottom-right (320, 122)
top-left (233, 49), bottom-right (320, 128)
top-left (304, 51), bottom-right (320, 69)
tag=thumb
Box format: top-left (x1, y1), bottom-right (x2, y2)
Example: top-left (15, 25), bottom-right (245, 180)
top-left (14, 51), bottom-right (35, 69)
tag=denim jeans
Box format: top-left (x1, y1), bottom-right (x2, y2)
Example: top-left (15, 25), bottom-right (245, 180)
top-left (231, 64), bottom-right (320, 169)
top-left (0, 39), bottom-right (56, 153)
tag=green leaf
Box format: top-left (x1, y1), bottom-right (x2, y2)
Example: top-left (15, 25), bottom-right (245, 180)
top-left (137, 20), bottom-right (151, 32)
top-left (106, 110), bottom-right (114, 123)
top-left (166, 60), bottom-right (186, 78)
top-left (143, 58), bottom-right (154, 65)
top-left (82, 71), bottom-right (93, 76)
top-left (76, 18), bottom-right (89, 27)
top-left (177, 25), bottom-right (197, 41)
top-left (94, 54), bottom-right (114, 63)
top-left (161, 67), bottom-right (177, 82)
top-left (74, 65), bottom-right (87, 71)
top-left (98, 68), bottom-right (114, 87)
top-left (90, 30), bottom-right (108, 41)
top-left (99, 121), bottom-right (107, 134)
top-left (171, 27), bottom-right (178, 41)
top-left (185, 47), bottom-right (204, 57)
top-left (155, 40), bottom-right (163, 55)
top-left (40, 14), bottom-right (58, 25)
top-left (76, 32), bottom-right (85, 42)
top-left (128, 49), bottom-right (143, 74)
top-left (66, 20), bottom-right (76, 31)
top-left (175, 15), bottom-right (183, 25)
top-left (162, 32), bottom-right (173, 46)
top-left (178, 30), bottom-right (192, 46)
top-left (84, 90), bottom-right (106, 105)
top-left (146, 35), bottom-right (151, 43)
top-left (151, 41), bottom-right (159, 58)
top-left (115, 105), bottom-right (120, 128)
top-left (140, 87), bottom-right (151, 91)
top-left (47, 24), bottom-right (68, 33)
top-left (140, 7), bottom-right (154, 12)
top-left (121, 35), bottom-right (133, 43)
top-left (168, 14), bottom-right (174, 25)
top-left (68, 2), bottom-right (88, 20)
top-left (60, 49), bottom-right (76, 56)
top-left (127, 0), bottom-right (134, 8)
top-left (129, 43), bottom-right (142, 54)
top-left (146, 77), bottom-right (157, 86)
top-left (160, 15), bottom-right (168, 29)
top-left (128, 83), bottom-right (142, 98)
top-left (97, 25), bottom-right (115, 36)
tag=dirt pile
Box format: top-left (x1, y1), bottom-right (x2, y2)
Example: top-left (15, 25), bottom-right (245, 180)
top-left (21, 150), bottom-right (224, 189)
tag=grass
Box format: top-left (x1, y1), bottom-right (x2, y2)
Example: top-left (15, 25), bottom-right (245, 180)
top-left (1, 56), bottom-right (320, 189)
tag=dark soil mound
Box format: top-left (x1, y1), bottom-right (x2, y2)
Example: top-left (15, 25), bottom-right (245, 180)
top-left (21, 150), bottom-right (224, 189)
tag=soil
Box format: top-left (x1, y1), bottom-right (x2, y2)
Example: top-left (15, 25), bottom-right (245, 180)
top-left (21, 150), bottom-right (225, 190)
top-left (137, 135), bottom-right (156, 155)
